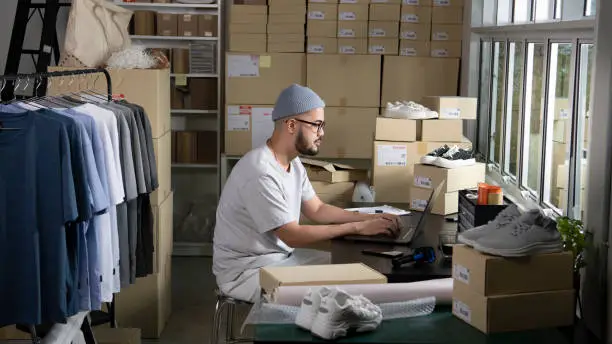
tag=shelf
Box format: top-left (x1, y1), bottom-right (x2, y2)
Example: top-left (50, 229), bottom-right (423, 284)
top-left (171, 109), bottom-right (218, 115)
top-left (172, 163), bottom-right (218, 169)
top-left (115, 2), bottom-right (219, 10)
top-left (171, 73), bottom-right (219, 78)
top-left (131, 35), bottom-right (218, 41)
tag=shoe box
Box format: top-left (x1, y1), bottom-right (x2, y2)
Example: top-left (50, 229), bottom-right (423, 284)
top-left (375, 117), bottom-right (418, 142)
top-left (260, 263), bottom-right (387, 302)
top-left (409, 163), bottom-right (485, 215)
top-left (451, 245), bottom-right (575, 333)
top-left (420, 96), bottom-right (477, 120)
top-left (420, 119), bottom-right (464, 142)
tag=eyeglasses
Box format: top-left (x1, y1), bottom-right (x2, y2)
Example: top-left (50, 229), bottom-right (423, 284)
top-left (294, 119), bottom-right (325, 134)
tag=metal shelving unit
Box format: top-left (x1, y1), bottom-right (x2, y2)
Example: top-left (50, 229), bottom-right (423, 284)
top-left (114, 0), bottom-right (223, 257)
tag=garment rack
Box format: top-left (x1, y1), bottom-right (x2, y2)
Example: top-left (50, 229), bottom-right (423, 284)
top-left (0, 67), bottom-right (116, 344)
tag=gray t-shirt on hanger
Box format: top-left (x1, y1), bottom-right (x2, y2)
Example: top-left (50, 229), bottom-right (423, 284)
top-left (213, 144), bottom-right (316, 287)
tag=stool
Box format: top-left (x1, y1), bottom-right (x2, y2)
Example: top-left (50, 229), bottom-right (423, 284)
top-left (211, 289), bottom-right (254, 344)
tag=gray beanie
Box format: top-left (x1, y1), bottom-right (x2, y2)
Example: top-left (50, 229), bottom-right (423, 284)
top-left (271, 84), bottom-right (325, 121)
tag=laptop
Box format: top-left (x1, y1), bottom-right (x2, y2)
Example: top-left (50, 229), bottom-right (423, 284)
top-left (342, 180), bottom-right (447, 245)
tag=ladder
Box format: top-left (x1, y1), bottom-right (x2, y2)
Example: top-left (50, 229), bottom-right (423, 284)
top-left (2, 0), bottom-right (71, 99)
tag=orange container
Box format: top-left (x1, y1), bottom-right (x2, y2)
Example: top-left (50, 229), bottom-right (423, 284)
top-left (477, 183), bottom-right (490, 205)
top-left (487, 186), bottom-right (503, 205)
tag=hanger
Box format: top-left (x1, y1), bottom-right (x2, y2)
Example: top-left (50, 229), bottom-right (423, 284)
top-left (79, 73), bottom-right (111, 102)
top-left (0, 80), bottom-right (22, 131)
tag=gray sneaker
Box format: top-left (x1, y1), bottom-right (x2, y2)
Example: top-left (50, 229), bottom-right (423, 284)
top-left (457, 205), bottom-right (522, 247)
top-left (472, 209), bottom-right (563, 257)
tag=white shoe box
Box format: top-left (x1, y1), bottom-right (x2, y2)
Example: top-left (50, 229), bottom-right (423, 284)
top-left (420, 96), bottom-right (478, 120)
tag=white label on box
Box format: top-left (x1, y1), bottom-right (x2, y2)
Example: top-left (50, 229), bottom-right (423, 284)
top-left (400, 48), bottom-right (417, 56)
top-left (403, 0), bottom-right (420, 4)
top-left (369, 45), bottom-right (386, 54)
top-left (453, 264), bottom-right (470, 284)
top-left (338, 29), bottom-right (356, 37)
top-left (227, 55), bottom-right (260, 77)
top-left (414, 176), bottom-right (433, 188)
top-left (307, 44), bottom-right (325, 53)
top-left (402, 14), bottom-right (419, 22)
top-left (401, 31), bottom-right (418, 39)
top-left (369, 28), bottom-right (386, 37)
top-left (251, 107), bottom-right (274, 148)
top-left (339, 12), bottom-right (357, 20)
top-left (308, 11), bottom-right (326, 20)
top-left (377, 145), bottom-right (407, 167)
top-left (411, 199), bottom-right (427, 210)
top-left (339, 46), bottom-right (356, 54)
top-left (340, 0), bottom-right (358, 3)
top-left (434, 0), bottom-right (451, 5)
top-left (441, 107), bottom-right (461, 118)
top-left (227, 115), bottom-right (250, 131)
top-left (558, 108), bottom-right (569, 119)
top-left (432, 49), bottom-right (449, 57)
top-left (453, 300), bottom-right (471, 323)
top-left (433, 32), bottom-right (450, 40)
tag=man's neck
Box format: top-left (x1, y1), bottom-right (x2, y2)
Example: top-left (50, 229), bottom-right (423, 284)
top-left (267, 135), bottom-right (297, 171)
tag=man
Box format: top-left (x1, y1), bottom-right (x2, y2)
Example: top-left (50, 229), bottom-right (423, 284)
top-left (213, 84), bottom-right (401, 302)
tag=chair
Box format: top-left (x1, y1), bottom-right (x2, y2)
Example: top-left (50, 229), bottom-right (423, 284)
top-left (211, 289), bottom-right (254, 344)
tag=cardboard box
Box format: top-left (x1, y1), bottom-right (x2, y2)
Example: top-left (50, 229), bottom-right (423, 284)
top-left (431, 41), bottom-right (462, 57)
top-left (134, 11), bottom-right (156, 36)
top-left (452, 245), bottom-right (574, 296)
top-left (198, 14), bottom-right (218, 37)
top-left (270, 0), bottom-right (303, 4)
top-left (433, 0), bottom-right (464, 6)
top-left (399, 40), bottom-right (430, 56)
top-left (307, 37), bottom-right (339, 54)
top-left (453, 282), bottom-right (575, 334)
top-left (230, 4), bottom-right (268, 23)
top-left (171, 48), bottom-right (189, 74)
top-left (229, 33), bottom-right (267, 52)
top-left (375, 117), bottom-right (417, 141)
top-left (307, 54), bottom-right (381, 107)
top-left (229, 22), bottom-right (267, 33)
top-left (401, 0), bottom-right (432, 5)
top-left (413, 163), bottom-right (486, 192)
top-left (338, 38), bottom-right (368, 54)
top-left (369, 0), bottom-right (402, 3)
top-left (308, 3), bottom-right (338, 20)
top-left (312, 181), bottom-right (356, 204)
top-left (369, 21), bottom-right (400, 37)
top-left (226, 53), bottom-right (306, 104)
top-left (156, 13), bottom-right (177, 36)
top-left (410, 186), bottom-right (458, 215)
top-left (420, 119), bottom-right (463, 141)
top-left (269, 13), bottom-right (307, 24)
top-left (224, 104), bottom-right (274, 155)
top-left (151, 131), bottom-right (172, 205)
top-left (432, 6), bottom-right (463, 23)
top-left (338, 4), bottom-right (369, 20)
top-left (308, 20), bottom-right (338, 37)
top-left (178, 14), bottom-right (199, 36)
top-left (260, 263), bottom-right (387, 296)
top-left (369, 4), bottom-right (401, 21)
top-left (269, 4), bottom-right (307, 15)
top-left (93, 328), bottom-right (141, 344)
top-left (556, 162), bottom-right (588, 189)
top-left (338, 21), bottom-right (369, 37)
top-left (431, 24), bottom-right (463, 40)
top-left (268, 23), bottom-right (305, 34)
top-left (401, 6), bottom-right (432, 23)
top-left (302, 158), bottom-right (368, 183)
top-left (400, 22), bottom-right (431, 40)
top-left (153, 192), bottom-right (174, 274)
top-left (317, 107), bottom-right (378, 158)
top-left (235, 0), bottom-right (267, 4)
top-left (381, 56), bottom-right (459, 105)
top-left (267, 34), bottom-right (305, 53)
top-left (368, 38), bottom-right (399, 54)
top-left (420, 96), bottom-right (477, 119)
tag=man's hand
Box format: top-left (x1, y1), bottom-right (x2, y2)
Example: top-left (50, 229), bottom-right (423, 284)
top-left (373, 213), bottom-right (401, 231)
top-left (355, 217), bottom-right (400, 237)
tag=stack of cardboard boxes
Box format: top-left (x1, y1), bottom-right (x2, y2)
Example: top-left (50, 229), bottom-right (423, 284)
top-left (372, 96), bottom-right (477, 205)
top-left (131, 10), bottom-right (217, 38)
top-left (229, 0), bottom-right (268, 52)
top-left (268, 0), bottom-right (306, 52)
top-left (368, 2), bottom-right (400, 55)
top-left (307, 0), bottom-right (339, 54)
top-left (452, 245), bottom-right (575, 333)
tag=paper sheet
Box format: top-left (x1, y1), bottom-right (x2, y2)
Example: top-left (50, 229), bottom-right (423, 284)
top-left (376, 144), bottom-right (407, 167)
top-left (269, 278), bottom-right (454, 306)
top-left (345, 205), bottom-right (410, 216)
top-left (227, 54), bottom-right (259, 77)
top-left (251, 107), bottom-right (274, 148)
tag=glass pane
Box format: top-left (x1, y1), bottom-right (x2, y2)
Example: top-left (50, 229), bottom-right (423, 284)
top-left (585, 0), bottom-right (596, 16)
top-left (545, 43), bottom-right (572, 211)
top-left (514, 0), bottom-right (533, 22)
top-left (573, 43), bottom-right (594, 219)
top-left (522, 43), bottom-right (546, 192)
top-left (497, 0), bottom-right (512, 25)
top-left (490, 42), bottom-right (507, 166)
top-left (555, 0), bottom-right (562, 19)
top-left (504, 42), bottom-right (525, 176)
top-left (483, 0), bottom-right (496, 25)
top-left (478, 41), bottom-right (493, 154)
top-left (535, 0), bottom-right (555, 21)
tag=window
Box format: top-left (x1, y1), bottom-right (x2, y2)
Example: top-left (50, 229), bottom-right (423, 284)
top-left (504, 42), bottom-right (525, 177)
top-left (513, 0), bottom-right (533, 22)
top-left (489, 42), bottom-right (507, 166)
top-left (585, 0), bottom-right (596, 16)
top-left (535, 0), bottom-right (556, 21)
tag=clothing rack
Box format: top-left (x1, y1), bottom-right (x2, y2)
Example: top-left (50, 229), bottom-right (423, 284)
top-left (0, 67), bottom-right (115, 344)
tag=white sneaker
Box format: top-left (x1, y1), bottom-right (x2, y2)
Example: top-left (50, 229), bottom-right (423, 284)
top-left (384, 101), bottom-right (439, 120)
top-left (295, 287), bottom-right (332, 331)
top-left (310, 289), bottom-right (382, 340)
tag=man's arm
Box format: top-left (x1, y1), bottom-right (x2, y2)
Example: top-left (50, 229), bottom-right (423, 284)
top-left (301, 195), bottom-right (377, 224)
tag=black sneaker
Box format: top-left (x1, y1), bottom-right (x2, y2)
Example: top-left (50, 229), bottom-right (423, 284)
top-left (420, 145), bottom-right (450, 165)
top-left (433, 146), bottom-right (476, 169)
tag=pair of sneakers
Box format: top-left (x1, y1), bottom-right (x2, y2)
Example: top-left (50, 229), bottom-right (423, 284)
top-left (384, 101), bottom-right (439, 120)
top-left (421, 144), bottom-right (476, 169)
top-left (457, 205), bottom-right (563, 257)
top-left (295, 287), bottom-right (383, 340)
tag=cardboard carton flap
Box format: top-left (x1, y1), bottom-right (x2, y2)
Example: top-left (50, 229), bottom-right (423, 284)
top-left (301, 158), bottom-right (358, 172)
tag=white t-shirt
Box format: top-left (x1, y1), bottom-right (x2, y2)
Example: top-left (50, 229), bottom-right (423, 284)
top-left (213, 144), bottom-right (316, 285)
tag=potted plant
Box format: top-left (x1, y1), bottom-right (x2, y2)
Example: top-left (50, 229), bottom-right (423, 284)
top-left (557, 216), bottom-right (586, 317)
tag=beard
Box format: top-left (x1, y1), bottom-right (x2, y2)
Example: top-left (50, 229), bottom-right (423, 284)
top-left (295, 129), bottom-right (320, 156)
